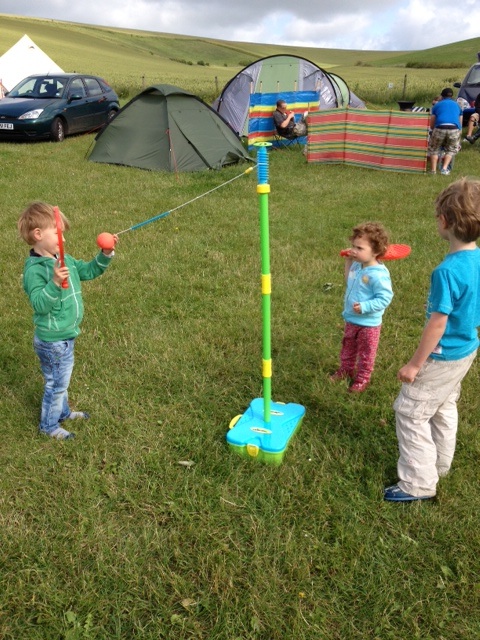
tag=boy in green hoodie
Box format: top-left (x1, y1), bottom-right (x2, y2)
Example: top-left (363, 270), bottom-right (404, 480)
top-left (18, 202), bottom-right (117, 440)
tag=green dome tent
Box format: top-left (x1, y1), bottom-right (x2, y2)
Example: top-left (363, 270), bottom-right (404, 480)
top-left (88, 84), bottom-right (252, 172)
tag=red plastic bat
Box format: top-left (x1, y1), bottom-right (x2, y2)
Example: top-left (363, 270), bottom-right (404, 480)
top-left (340, 244), bottom-right (411, 261)
top-left (53, 206), bottom-right (68, 289)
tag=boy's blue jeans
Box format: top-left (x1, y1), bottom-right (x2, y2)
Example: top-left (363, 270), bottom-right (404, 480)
top-left (33, 336), bottom-right (75, 434)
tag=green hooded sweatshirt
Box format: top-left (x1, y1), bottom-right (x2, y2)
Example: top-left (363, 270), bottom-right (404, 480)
top-left (23, 251), bottom-right (113, 341)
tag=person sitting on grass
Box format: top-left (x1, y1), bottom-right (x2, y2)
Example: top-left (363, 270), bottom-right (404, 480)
top-left (18, 202), bottom-right (118, 440)
top-left (385, 178), bottom-right (480, 502)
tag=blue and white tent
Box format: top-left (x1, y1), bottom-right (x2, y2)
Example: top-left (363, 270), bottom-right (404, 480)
top-left (212, 54), bottom-right (365, 137)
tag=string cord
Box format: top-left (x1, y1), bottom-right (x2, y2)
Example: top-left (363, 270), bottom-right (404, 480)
top-left (115, 165), bottom-right (255, 236)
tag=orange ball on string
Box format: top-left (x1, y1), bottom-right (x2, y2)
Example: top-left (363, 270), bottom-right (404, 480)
top-left (96, 232), bottom-right (115, 251)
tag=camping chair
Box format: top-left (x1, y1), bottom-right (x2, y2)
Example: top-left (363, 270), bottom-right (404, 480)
top-left (273, 112), bottom-right (308, 150)
top-left (274, 128), bottom-right (303, 149)
top-left (247, 91), bottom-right (315, 151)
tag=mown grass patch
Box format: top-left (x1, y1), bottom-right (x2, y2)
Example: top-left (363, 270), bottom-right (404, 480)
top-left (1, 129), bottom-right (480, 639)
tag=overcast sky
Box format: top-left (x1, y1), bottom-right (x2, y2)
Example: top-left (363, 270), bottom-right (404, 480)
top-left (1, 0), bottom-right (478, 51)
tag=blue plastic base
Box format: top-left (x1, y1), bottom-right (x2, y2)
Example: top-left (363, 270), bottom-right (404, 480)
top-left (226, 398), bottom-right (305, 465)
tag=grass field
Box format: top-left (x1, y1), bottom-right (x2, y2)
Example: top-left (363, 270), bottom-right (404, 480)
top-left (1, 14), bottom-right (480, 640)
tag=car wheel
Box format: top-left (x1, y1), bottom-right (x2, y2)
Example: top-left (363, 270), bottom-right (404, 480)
top-left (107, 109), bottom-right (117, 121)
top-left (50, 117), bottom-right (66, 142)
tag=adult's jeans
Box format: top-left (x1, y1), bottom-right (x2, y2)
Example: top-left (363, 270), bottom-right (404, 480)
top-left (33, 336), bottom-right (75, 434)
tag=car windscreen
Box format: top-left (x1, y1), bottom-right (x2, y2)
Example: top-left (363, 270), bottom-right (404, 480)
top-left (8, 77), bottom-right (67, 98)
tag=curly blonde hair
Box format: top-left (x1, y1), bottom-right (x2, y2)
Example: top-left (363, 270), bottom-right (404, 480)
top-left (350, 222), bottom-right (389, 258)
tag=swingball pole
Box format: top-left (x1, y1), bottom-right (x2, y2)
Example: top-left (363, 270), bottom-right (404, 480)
top-left (226, 143), bottom-right (305, 464)
top-left (258, 143), bottom-right (272, 424)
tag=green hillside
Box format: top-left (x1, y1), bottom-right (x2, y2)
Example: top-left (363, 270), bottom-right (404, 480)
top-left (0, 13), bottom-right (479, 105)
top-left (373, 37), bottom-right (480, 68)
top-left (0, 13), bottom-right (404, 72)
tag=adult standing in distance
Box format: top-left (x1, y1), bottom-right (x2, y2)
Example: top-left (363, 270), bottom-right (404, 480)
top-left (428, 87), bottom-right (462, 176)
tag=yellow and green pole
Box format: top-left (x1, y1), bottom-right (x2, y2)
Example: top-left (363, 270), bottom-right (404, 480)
top-left (255, 142), bottom-right (272, 424)
top-left (226, 143), bottom-right (305, 464)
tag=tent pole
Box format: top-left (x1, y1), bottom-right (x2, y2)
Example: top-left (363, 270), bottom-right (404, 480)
top-left (166, 128), bottom-right (180, 180)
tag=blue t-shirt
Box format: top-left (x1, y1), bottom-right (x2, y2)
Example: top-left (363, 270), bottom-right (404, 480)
top-left (431, 98), bottom-right (462, 129)
top-left (427, 248), bottom-right (480, 360)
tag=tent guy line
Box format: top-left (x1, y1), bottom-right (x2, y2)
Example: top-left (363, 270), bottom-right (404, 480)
top-left (114, 165), bottom-right (255, 236)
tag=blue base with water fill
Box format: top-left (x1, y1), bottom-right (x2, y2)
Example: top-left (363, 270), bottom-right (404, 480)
top-left (227, 398), bottom-right (305, 465)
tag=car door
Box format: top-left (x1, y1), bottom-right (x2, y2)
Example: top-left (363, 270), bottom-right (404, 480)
top-left (83, 77), bottom-right (110, 129)
top-left (63, 77), bottom-right (93, 133)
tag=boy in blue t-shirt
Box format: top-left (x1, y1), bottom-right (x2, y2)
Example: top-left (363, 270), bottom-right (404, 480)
top-left (385, 178), bottom-right (480, 502)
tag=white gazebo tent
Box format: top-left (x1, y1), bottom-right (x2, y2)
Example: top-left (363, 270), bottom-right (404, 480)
top-left (0, 34), bottom-right (64, 97)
